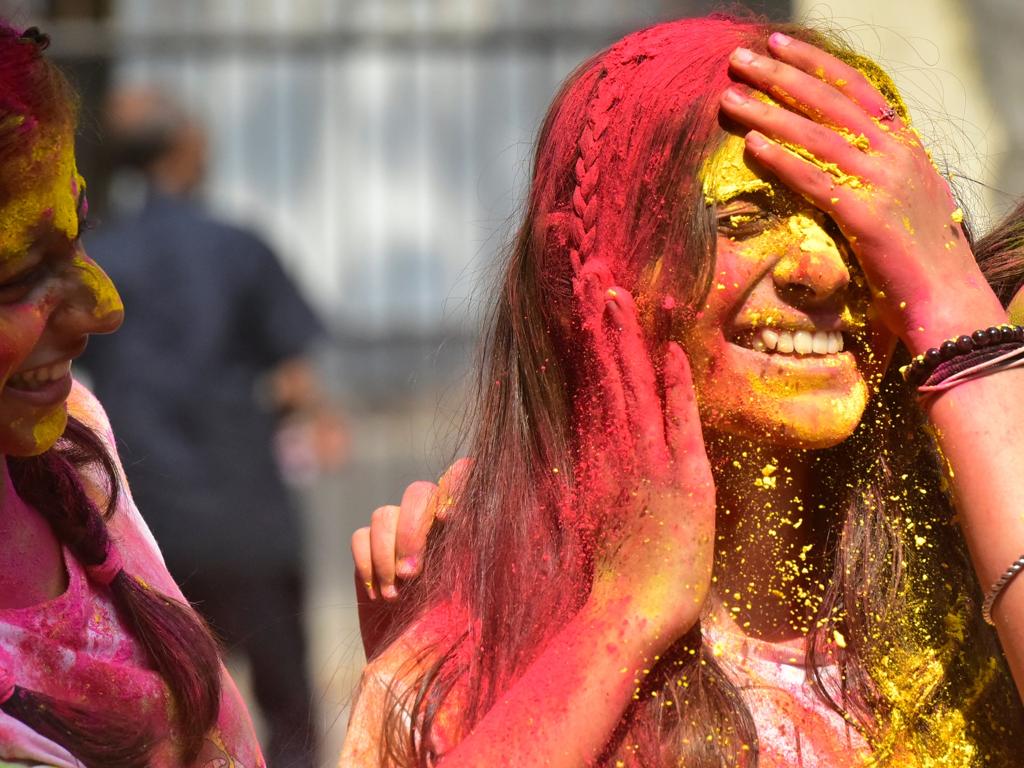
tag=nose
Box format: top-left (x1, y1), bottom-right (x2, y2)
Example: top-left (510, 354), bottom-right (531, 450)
top-left (51, 252), bottom-right (125, 335)
top-left (772, 213), bottom-right (850, 304)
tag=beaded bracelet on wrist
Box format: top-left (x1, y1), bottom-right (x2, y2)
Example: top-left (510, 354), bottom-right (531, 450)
top-left (899, 324), bottom-right (1024, 388)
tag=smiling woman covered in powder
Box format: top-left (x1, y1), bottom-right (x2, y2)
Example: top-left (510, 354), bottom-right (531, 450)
top-left (0, 24), bottom-right (263, 768)
top-left (344, 14), bottom-right (1024, 768)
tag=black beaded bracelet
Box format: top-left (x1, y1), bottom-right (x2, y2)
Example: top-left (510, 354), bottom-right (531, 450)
top-left (899, 324), bottom-right (1024, 387)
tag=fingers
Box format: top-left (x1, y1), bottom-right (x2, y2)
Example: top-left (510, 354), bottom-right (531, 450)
top-left (766, 33), bottom-right (895, 122)
top-left (352, 526), bottom-right (375, 601)
top-left (743, 130), bottom-right (854, 215)
top-left (605, 287), bottom-right (669, 464)
top-left (394, 481), bottom-right (437, 580)
top-left (575, 261), bottom-right (628, 426)
top-left (355, 461), bottom-right (471, 602)
top-left (728, 47), bottom-right (882, 140)
top-left (719, 86), bottom-right (872, 180)
top-left (663, 342), bottom-right (712, 486)
top-left (431, 456), bottom-right (473, 521)
top-left (369, 504), bottom-right (401, 600)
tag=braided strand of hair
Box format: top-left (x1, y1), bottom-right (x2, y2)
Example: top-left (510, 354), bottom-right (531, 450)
top-left (569, 68), bottom-right (618, 276)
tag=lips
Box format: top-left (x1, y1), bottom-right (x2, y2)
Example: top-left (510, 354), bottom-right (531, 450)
top-left (3, 359), bottom-right (74, 408)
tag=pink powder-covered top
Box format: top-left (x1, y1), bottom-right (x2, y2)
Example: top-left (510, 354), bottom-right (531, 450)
top-left (705, 613), bottom-right (870, 768)
top-left (0, 381), bottom-right (264, 768)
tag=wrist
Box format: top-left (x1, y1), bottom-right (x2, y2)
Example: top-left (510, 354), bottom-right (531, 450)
top-left (582, 584), bottom-right (697, 659)
top-left (899, 290), bottom-right (1007, 356)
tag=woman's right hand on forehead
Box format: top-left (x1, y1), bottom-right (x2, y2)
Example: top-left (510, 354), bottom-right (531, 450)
top-left (575, 271), bottom-right (716, 643)
top-left (719, 35), bottom-right (1007, 353)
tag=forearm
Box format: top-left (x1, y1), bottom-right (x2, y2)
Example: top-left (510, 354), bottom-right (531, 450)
top-left (435, 596), bottom-right (674, 768)
top-left (917, 303), bottom-right (1024, 699)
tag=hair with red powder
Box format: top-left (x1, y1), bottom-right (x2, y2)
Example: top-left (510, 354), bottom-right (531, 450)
top-left (0, 24), bottom-right (222, 767)
top-left (375, 14), bottom-right (1024, 768)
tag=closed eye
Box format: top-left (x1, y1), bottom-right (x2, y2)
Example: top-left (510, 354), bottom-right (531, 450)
top-left (0, 261), bottom-right (50, 303)
top-left (716, 206), bottom-right (778, 239)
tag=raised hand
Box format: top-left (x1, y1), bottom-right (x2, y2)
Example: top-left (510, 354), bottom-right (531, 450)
top-left (719, 34), bottom-right (1006, 352)
top-left (573, 266), bottom-right (715, 643)
top-left (351, 457), bottom-right (471, 656)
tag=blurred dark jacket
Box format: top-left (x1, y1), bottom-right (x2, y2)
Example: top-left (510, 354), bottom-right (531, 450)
top-left (82, 192), bottom-right (323, 574)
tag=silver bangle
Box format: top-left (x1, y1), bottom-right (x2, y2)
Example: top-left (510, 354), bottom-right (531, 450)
top-left (982, 554), bottom-right (1024, 625)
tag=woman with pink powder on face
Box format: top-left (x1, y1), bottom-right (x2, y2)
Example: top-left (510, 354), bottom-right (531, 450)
top-left (0, 25), bottom-right (263, 768)
top-left (344, 15), bottom-right (1024, 768)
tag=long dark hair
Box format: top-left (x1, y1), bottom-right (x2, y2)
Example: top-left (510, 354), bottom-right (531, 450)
top-left (0, 25), bottom-right (222, 768)
top-left (376, 15), bottom-right (1024, 767)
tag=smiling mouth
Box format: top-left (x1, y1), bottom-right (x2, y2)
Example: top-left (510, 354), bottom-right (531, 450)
top-left (7, 360), bottom-right (72, 392)
top-left (733, 328), bottom-right (847, 356)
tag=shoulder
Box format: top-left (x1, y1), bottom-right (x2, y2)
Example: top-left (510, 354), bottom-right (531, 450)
top-left (341, 603), bottom-right (467, 767)
top-left (65, 380), bottom-right (182, 598)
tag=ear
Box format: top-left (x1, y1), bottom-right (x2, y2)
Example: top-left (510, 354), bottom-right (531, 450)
top-left (1009, 283), bottom-right (1024, 326)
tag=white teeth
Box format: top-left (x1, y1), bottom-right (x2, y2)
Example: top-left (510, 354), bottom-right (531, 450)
top-left (752, 329), bottom-right (845, 357)
top-left (7, 361), bottom-right (71, 391)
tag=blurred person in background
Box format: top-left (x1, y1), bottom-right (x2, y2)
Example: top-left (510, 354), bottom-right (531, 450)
top-left (81, 85), bottom-right (343, 768)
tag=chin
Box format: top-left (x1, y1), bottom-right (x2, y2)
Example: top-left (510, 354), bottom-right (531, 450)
top-left (3, 407), bottom-right (68, 457)
top-left (706, 379), bottom-right (869, 450)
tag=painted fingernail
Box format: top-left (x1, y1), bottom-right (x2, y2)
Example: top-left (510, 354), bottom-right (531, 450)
top-left (365, 581), bottom-right (377, 600)
top-left (770, 32), bottom-right (791, 47)
top-left (606, 288), bottom-right (618, 299)
top-left (732, 47), bottom-right (756, 64)
top-left (397, 556), bottom-right (420, 578)
top-left (722, 87), bottom-right (747, 105)
top-left (746, 131), bottom-right (770, 151)
top-left (381, 584), bottom-right (399, 600)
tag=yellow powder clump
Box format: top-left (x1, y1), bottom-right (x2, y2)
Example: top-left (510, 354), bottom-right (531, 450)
top-left (782, 142), bottom-right (864, 189)
top-left (789, 213), bottom-right (838, 255)
top-left (701, 134), bottom-right (775, 205)
top-left (30, 407), bottom-right (67, 455)
top-left (838, 128), bottom-right (871, 152)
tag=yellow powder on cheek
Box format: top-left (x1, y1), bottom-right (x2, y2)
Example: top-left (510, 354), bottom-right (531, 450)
top-left (73, 255), bottom-right (124, 319)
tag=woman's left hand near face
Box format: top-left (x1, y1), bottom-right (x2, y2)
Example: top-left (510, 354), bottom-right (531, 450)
top-left (719, 34), bottom-right (1006, 352)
